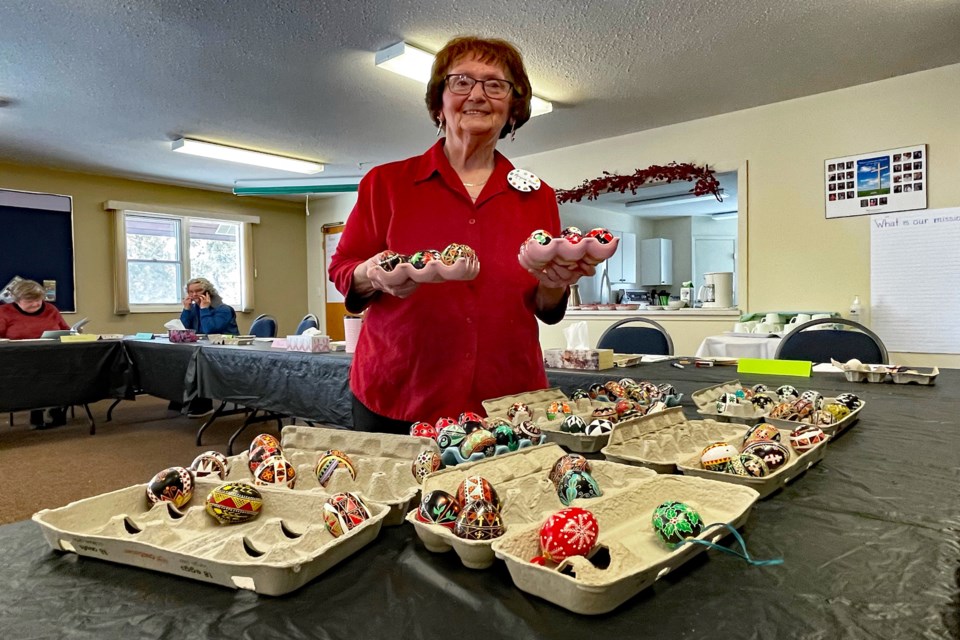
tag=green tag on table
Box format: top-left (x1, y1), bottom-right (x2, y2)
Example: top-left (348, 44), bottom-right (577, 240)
top-left (134, 332), bottom-right (155, 340)
top-left (737, 358), bottom-right (812, 377)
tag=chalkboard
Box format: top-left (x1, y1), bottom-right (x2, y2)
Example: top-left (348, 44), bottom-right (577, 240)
top-left (0, 189), bottom-right (75, 313)
top-left (870, 207), bottom-right (960, 354)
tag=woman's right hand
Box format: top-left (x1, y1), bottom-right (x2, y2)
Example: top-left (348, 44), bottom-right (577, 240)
top-left (182, 296), bottom-right (194, 310)
top-left (353, 255), bottom-right (420, 299)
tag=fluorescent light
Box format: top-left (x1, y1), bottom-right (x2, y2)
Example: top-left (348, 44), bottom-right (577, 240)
top-left (625, 188), bottom-right (729, 208)
top-left (374, 41), bottom-right (554, 118)
top-left (172, 138), bottom-right (324, 174)
top-left (711, 211), bottom-right (738, 220)
top-left (233, 176), bottom-right (362, 196)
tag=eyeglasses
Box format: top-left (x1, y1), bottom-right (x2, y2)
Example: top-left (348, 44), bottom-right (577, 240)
top-left (444, 74), bottom-right (514, 99)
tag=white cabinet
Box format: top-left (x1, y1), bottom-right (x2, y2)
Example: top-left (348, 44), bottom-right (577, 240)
top-left (608, 231), bottom-right (637, 284)
top-left (640, 238), bottom-right (673, 285)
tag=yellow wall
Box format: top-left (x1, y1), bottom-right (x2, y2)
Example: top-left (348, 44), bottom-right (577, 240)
top-left (517, 63), bottom-right (960, 367)
top-left (0, 162), bottom-right (308, 336)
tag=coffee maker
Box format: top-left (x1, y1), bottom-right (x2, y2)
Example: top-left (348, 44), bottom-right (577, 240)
top-left (698, 272), bottom-right (734, 308)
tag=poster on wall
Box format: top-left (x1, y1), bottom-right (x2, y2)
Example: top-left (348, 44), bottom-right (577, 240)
top-left (824, 144), bottom-right (927, 219)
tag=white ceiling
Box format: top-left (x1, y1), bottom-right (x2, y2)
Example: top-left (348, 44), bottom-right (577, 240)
top-left (1, 0), bottom-right (958, 194)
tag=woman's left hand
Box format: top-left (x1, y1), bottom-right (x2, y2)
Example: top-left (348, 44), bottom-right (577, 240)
top-left (197, 292), bottom-right (212, 309)
top-left (527, 258), bottom-right (597, 288)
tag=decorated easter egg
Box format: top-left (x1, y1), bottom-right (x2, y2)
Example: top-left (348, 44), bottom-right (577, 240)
top-left (560, 414), bottom-right (588, 433)
top-left (190, 450), bottom-right (229, 480)
top-left (823, 402), bottom-right (852, 422)
top-left (737, 452), bottom-right (770, 477)
top-left (741, 423), bottom-right (782, 448)
top-left (453, 499), bottom-right (505, 540)
top-left (619, 401), bottom-right (646, 420)
top-left (557, 469), bottom-right (602, 506)
top-left (591, 406), bottom-right (618, 422)
top-left (549, 454), bottom-right (591, 485)
top-left (751, 394), bottom-right (775, 410)
top-left (539, 507), bottom-right (600, 562)
top-left (657, 383), bottom-right (678, 399)
top-left (416, 490), bottom-right (461, 528)
top-left (205, 482), bottom-right (263, 525)
top-left (249, 433), bottom-right (281, 454)
top-left (800, 390), bottom-right (824, 410)
top-left (457, 475), bottom-right (500, 510)
top-left (437, 423), bottom-right (466, 450)
top-left (411, 449), bottom-right (443, 483)
top-left (725, 452), bottom-right (748, 476)
top-left (769, 401), bottom-right (798, 420)
top-left (458, 411), bottom-right (484, 426)
top-left (715, 392), bottom-right (741, 414)
top-left (614, 399), bottom-right (634, 416)
top-left (435, 416), bottom-right (457, 431)
top-left (618, 377), bottom-right (639, 389)
top-left (516, 420), bottom-right (541, 441)
top-left (528, 229), bottom-right (553, 246)
top-left (602, 382), bottom-right (625, 400)
top-left (742, 440), bottom-right (791, 472)
top-left (588, 383), bottom-right (608, 400)
top-left (458, 428), bottom-right (497, 459)
top-left (777, 385), bottom-right (800, 401)
top-left (486, 416), bottom-right (512, 430)
top-left (146, 466), bottom-right (194, 508)
top-left (408, 249), bottom-right (441, 269)
top-left (254, 454), bottom-right (297, 489)
top-left (646, 401), bottom-right (668, 416)
top-left (492, 423), bottom-right (520, 451)
top-left (571, 388), bottom-right (590, 401)
top-left (376, 250), bottom-right (403, 272)
top-left (585, 227), bottom-right (614, 244)
top-left (323, 492), bottom-right (371, 537)
top-left (409, 421), bottom-right (438, 439)
top-left (790, 398), bottom-right (815, 421)
top-left (789, 424), bottom-right (826, 452)
top-left (315, 449), bottom-right (357, 487)
top-left (440, 242), bottom-right (473, 265)
top-left (547, 401), bottom-right (572, 420)
top-left (507, 402), bottom-right (531, 421)
top-left (248, 444), bottom-right (281, 474)
top-left (834, 392), bottom-right (862, 411)
top-left (809, 409), bottom-right (837, 426)
top-left (700, 442), bottom-right (739, 471)
top-left (585, 419), bottom-right (614, 436)
top-left (752, 383), bottom-right (769, 394)
top-left (561, 226), bottom-right (584, 244)
top-left (652, 501), bottom-right (704, 548)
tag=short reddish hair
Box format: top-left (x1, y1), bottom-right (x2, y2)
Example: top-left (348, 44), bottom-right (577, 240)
top-left (425, 36), bottom-right (532, 140)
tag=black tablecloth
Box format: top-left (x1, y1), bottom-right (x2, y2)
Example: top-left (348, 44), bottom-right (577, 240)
top-left (2, 367), bottom-right (958, 638)
top-left (123, 339), bottom-right (200, 403)
top-left (0, 340), bottom-right (132, 411)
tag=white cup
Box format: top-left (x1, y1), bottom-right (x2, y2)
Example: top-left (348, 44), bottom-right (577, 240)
top-left (811, 313), bottom-right (831, 321)
top-left (344, 316), bottom-right (363, 353)
top-left (755, 322), bottom-right (776, 334)
top-left (764, 313), bottom-right (783, 325)
top-left (788, 313), bottom-right (812, 325)
top-left (733, 322), bottom-right (750, 333)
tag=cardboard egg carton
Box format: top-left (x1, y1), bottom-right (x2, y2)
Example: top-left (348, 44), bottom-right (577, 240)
top-left (691, 380), bottom-right (779, 425)
top-left (491, 474), bottom-right (759, 615)
top-left (831, 359), bottom-right (939, 385)
top-left (604, 407), bottom-right (829, 499)
top-left (405, 443), bottom-right (657, 570)
top-left (32, 477), bottom-right (389, 596)
top-left (761, 398), bottom-right (866, 438)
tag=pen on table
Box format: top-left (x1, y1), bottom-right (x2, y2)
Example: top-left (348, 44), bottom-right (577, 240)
top-left (671, 362), bottom-right (684, 369)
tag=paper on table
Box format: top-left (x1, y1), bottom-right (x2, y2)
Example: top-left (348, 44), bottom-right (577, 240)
top-left (813, 362), bottom-right (844, 372)
top-left (640, 355), bottom-right (674, 362)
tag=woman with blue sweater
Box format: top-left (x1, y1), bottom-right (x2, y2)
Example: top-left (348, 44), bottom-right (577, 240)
top-left (179, 277), bottom-right (239, 335)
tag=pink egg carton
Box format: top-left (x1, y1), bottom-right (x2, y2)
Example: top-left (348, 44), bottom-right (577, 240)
top-left (518, 236), bottom-right (619, 270)
top-left (369, 256), bottom-right (479, 287)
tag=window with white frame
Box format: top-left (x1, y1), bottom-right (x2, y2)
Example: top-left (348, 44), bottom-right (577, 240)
top-left (105, 202), bottom-right (257, 314)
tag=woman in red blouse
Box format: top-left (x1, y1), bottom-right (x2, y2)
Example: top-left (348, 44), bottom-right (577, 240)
top-left (329, 36), bottom-right (594, 432)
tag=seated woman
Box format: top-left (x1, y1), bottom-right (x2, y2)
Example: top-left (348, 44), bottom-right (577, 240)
top-left (0, 279), bottom-right (71, 427)
top-left (179, 277), bottom-right (239, 335)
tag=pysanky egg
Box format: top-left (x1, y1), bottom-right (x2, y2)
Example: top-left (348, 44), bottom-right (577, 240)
top-left (604, 381), bottom-right (628, 399)
top-left (823, 402), bottom-right (852, 421)
top-left (700, 442), bottom-right (739, 471)
top-left (737, 452), bottom-right (770, 477)
top-left (809, 409), bottom-right (837, 426)
top-left (411, 449), bottom-right (443, 483)
top-left (588, 383), bottom-right (608, 400)
top-left (528, 229), bottom-right (553, 246)
top-left (249, 433), bottom-right (281, 454)
top-left (751, 394), bottom-right (775, 410)
top-left (833, 392), bottom-right (862, 410)
top-left (652, 501), bottom-right (704, 548)
top-left (769, 401), bottom-right (798, 420)
top-left (440, 242), bottom-right (475, 265)
top-left (458, 411), bottom-right (484, 426)
top-left (585, 227), bottom-right (614, 244)
top-left (437, 423), bottom-right (466, 450)
top-left (453, 499), bottom-right (505, 540)
top-left (556, 469), bottom-right (602, 506)
top-left (376, 250), bottom-right (403, 272)
top-left (409, 421), bottom-right (438, 439)
top-left (146, 466), bottom-right (194, 508)
top-left (571, 388), bottom-right (590, 401)
top-left (591, 406), bottom-right (618, 422)
top-left (516, 420), bottom-right (541, 441)
top-left (561, 226), bottom-right (584, 244)
top-left (435, 416), bottom-right (457, 431)
top-left (190, 450), bottom-right (229, 479)
top-left (457, 475), bottom-right (500, 509)
top-left (657, 383), bottom-right (678, 399)
top-left (323, 492), bottom-right (372, 537)
top-left (248, 444), bottom-right (281, 474)
top-left (315, 449), bottom-right (357, 487)
top-left (789, 424), bottom-right (826, 452)
top-left (752, 384), bottom-right (769, 394)
top-left (560, 414), bottom-right (587, 433)
top-left (585, 419), bottom-right (614, 436)
top-left (614, 398), bottom-right (634, 416)
top-left (742, 440), bottom-right (791, 472)
top-left (715, 392), bottom-right (741, 414)
top-left (492, 423), bottom-right (520, 451)
top-left (507, 402), bottom-right (531, 421)
top-left (539, 507), bottom-right (600, 562)
top-left (205, 482), bottom-right (263, 525)
top-left (458, 428), bottom-right (497, 459)
top-left (777, 385), bottom-right (800, 401)
top-left (416, 490), bottom-right (461, 528)
top-left (485, 416), bottom-right (512, 430)
top-left (549, 453), bottom-right (591, 485)
top-left (254, 454), bottom-right (297, 489)
top-left (547, 400), bottom-right (572, 420)
top-left (790, 398), bottom-right (815, 420)
top-left (800, 390), bottom-right (824, 410)
top-left (741, 423), bottom-right (781, 448)
top-left (408, 249), bottom-right (441, 269)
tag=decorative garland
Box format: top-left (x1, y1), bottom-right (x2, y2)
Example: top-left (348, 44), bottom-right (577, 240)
top-left (555, 162), bottom-right (721, 204)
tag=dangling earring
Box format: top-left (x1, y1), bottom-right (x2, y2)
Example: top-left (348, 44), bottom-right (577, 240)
top-left (509, 119), bottom-right (516, 142)
top-left (436, 115), bottom-right (444, 138)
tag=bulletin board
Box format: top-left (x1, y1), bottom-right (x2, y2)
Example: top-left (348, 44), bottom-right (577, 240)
top-left (0, 188), bottom-right (76, 313)
top-left (323, 223), bottom-right (346, 341)
top-left (825, 144), bottom-right (927, 219)
top-left (871, 207), bottom-right (960, 354)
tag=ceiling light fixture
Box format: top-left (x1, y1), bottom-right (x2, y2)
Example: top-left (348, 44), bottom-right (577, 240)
top-left (172, 138), bottom-right (324, 174)
top-left (710, 211), bottom-right (738, 220)
top-left (233, 176), bottom-right (362, 196)
top-left (625, 188), bottom-right (729, 208)
top-left (375, 41), bottom-right (554, 118)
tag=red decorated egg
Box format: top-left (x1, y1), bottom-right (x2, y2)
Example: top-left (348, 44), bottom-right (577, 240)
top-left (456, 475), bottom-right (500, 510)
top-left (315, 449), bottom-right (357, 487)
top-left (789, 424), bottom-right (826, 452)
top-left (323, 492), bottom-right (372, 537)
top-left (411, 449), bottom-right (443, 483)
top-left (453, 499), bottom-right (504, 540)
top-left (604, 381), bottom-right (628, 399)
top-left (741, 423), bottom-right (781, 448)
top-left (416, 490), bottom-right (461, 528)
top-left (458, 411), bottom-right (484, 426)
top-left (561, 226), bottom-right (583, 244)
top-left (547, 401), bottom-right (572, 420)
top-left (458, 428), bottom-right (497, 459)
top-left (585, 227), bottom-right (614, 244)
top-left (248, 444), bottom-right (281, 474)
top-left (254, 454), bottom-right (297, 489)
top-left (742, 440), bottom-right (791, 472)
top-left (549, 454), bottom-right (591, 486)
top-left (190, 450), bottom-right (228, 480)
top-left (146, 466), bottom-right (194, 508)
top-left (700, 442), bottom-right (739, 471)
top-left (409, 421), bottom-right (438, 439)
top-left (507, 402), bottom-right (531, 421)
top-left (528, 229), bottom-right (553, 246)
top-left (205, 482), bottom-right (263, 525)
top-left (249, 433), bottom-right (280, 454)
top-left (435, 416), bottom-right (458, 431)
top-left (539, 507), bottom-right (599, 562)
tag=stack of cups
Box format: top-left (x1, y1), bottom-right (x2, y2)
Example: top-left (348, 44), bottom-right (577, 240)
top-left (344, 315), bottom-right (363, 353)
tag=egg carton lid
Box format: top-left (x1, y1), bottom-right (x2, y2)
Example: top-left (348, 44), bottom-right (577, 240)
top-left (32, 477), bottom-right (389, 596)
top-left (407, 443), bottom-right (658, 570)
top-left (491, 474), bottom-right (759, 615)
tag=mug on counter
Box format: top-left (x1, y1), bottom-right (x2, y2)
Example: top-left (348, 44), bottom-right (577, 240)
top-left (788, 313), bottom-right (812, 325)
top-left (755, 322), bottom-right (780, 334)
top-left (763, 313), bottom-right (783, 325)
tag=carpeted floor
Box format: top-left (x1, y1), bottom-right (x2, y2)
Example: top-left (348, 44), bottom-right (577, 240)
top-left (0, 396), bottom-right (284, 525)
